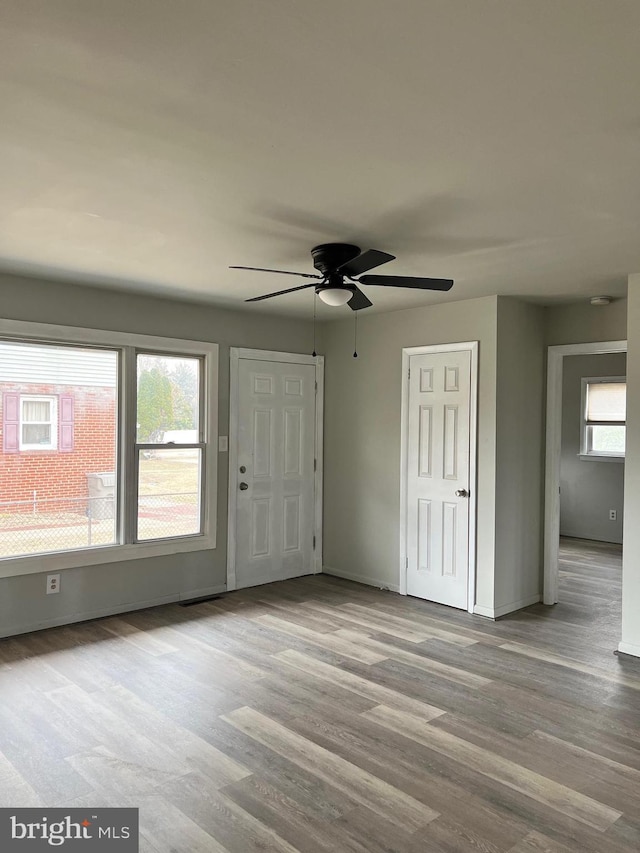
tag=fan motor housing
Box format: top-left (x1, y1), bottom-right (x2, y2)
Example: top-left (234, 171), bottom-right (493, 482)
top-left (311, 243), bottom-right (360, 275)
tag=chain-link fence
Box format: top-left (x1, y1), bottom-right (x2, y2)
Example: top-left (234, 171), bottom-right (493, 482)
top-left (0, 491), bottom-right (199, 557)
top-left (137, 492), bottom-right (200, 540)
top-left (0, 495), bottom-right (116, 557)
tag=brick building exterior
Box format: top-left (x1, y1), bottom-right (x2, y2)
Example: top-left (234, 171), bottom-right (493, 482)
top-left (0, 343), bottom-right (117, 514)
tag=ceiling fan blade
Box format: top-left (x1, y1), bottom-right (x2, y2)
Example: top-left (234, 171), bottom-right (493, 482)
top-left (338, 249), bottom-right (395, 277)
top-left (245, 282), bottom-right (317, 302)
top-left (359, 274), bottom-right (454, 291)
top-left (347, 286), bottom-right (373, 312)
top-left (230, 265), bottom-right (322, 280)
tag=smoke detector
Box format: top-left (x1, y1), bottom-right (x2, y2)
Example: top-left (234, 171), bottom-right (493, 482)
top-left (590, 296), bottom-right (611, 306)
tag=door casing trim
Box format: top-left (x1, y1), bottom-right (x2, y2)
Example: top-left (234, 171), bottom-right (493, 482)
top-left (227, 348), bottom-right (324, 591)
top-left (399, 341), bottom-right (479, 613)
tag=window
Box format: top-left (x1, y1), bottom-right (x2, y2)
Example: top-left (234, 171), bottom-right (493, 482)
top-left (20, 396), bottom-right (58, 450)
top-left (581, 376), bottom-right (626, 459)
top-left (0, 321), bottom-right (217, 576)
top-left (135, 353), bottom-right (203, 541)
top-left (1, 342), bottom-right (118, 558)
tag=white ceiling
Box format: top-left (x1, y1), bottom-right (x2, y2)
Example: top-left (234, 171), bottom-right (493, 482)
top-left (1, 1), bottom-right (639, 317)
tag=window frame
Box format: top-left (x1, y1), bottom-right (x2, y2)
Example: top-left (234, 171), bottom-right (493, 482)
top-left (0, 318), bottom-right (218, 579)
top-left (579, 375), bottom-right (626, 462)
top-left (19, 394), bottom-right (58, 451)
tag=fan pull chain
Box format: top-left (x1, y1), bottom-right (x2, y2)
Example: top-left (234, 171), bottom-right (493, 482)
top-left (353, 311), bottom-right (358, 358)
top-left (312, 291), bottom-right (317, 357)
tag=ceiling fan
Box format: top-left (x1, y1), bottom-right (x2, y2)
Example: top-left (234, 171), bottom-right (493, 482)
top-left (230, 243), bottom-right (453, 310)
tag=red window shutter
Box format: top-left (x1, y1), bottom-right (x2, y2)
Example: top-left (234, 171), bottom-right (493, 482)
top-left (3, 393), bottom-right (20, 453)
top-left (59, 394), bottom-right (75, 452)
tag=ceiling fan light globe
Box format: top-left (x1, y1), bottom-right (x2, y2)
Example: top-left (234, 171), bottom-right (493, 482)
top-left (318, 288), bottom-right (352, 306)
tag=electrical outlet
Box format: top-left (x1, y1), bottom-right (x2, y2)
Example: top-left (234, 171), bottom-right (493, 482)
top-left (46, 573), bottom-right (61, 594)
top-left (609, 509), bottom-right (617, 521)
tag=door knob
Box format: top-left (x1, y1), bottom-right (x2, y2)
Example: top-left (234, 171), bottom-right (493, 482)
top-left (239, 465), bottom-right (246, 473)
top-left (455, 488), bottom-right (469, 498)
top-left (239, 482), bottom-right (249, 491)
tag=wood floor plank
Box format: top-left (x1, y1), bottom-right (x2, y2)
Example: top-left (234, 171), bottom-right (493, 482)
top-left (410, 813), bottom-right (515, 853)
top-left (253, 614), bottom-right (388, 664)
top-left (46, 682), bottom-right (247, 789)
top-left (362, 704), bottom-right (622, 832)
top-left (92, 683), bottom-right (252, 788)
top-left (215, 724), bottom-right (358, 823)
top-left (66, 745), bottom-right (172, 801)
top-left (333, 627), bottom-right (491, 688)
top-left (158, 772), bottom-right (306, 853)
top-left (100, 617), bottom-right (179, 656)
top-left (506, 830), bottom-right (576, 852)
top-left (135, 621), bottom-right (268, 680)
top-left (274, 648), bottom-right (446, 721)
top-left (223, 774), bottom-right (362, 853)
top-left (0, 754), bottom-right (42, 807)
top-left (296, 600), bottom-right (434, 643)
top-left (222, 706), bottom-right (439, 831)
top-left (337, 602), bottom-right (478, 645)
top-left (499, 642), bottom-right (640, 690)
top-left (529, 730), bottom-right (640, 783)
top-left (240, 669), bottom-right (376, 725)
top-left (335, 599), bottom-right (505, 646)
top-left (0, 696), bottom-right (95, 803)
top-left (256, 597), bottom-right (345, 635)
top-left (331, 805), bottom-right (416, 853)
top-left (138, 795), bottom-right (231, 853)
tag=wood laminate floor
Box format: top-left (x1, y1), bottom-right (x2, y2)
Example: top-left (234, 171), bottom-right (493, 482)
top-left (1, 538), bottom-right (639, 852)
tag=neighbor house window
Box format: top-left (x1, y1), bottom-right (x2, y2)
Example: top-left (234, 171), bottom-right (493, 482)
top-left (20, 396), bottom-right (58, 450)
top-left (581, 376), bottom-right (626, 459)
top-left (0, 323), bottom-right (218, 573)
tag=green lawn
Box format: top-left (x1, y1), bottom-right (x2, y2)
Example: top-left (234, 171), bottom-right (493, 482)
top-left (138, 452), bottom-right (199, 499)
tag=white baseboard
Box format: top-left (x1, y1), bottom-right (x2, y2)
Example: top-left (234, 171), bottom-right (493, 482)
top-left (617, 641), bottom-right (640, 659)
top-left (322, 565), bottom-right (400, 593)
top-left (474, 593), bottom-right (541, 620)
top-left (0, 583), bottom-right (227, 640)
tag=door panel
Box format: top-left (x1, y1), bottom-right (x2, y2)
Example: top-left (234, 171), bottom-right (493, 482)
top-left (235, 358), bottom-right (316, 589)
top-left (406, 349), bottom-right (472, 608)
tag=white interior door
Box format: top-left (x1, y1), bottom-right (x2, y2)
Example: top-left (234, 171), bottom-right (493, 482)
top-left (406, 348), bottom-right (473, 609)
top-left (233, 357), bottom-right (317, 589)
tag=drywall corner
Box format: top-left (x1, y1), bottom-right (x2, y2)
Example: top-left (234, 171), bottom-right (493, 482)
top-left (494, 297), bottom-right (545, 613)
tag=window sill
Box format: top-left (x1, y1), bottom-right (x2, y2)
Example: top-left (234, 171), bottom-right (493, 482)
top-left (578, 453), bottom-right (625, 463)
top-left (0, 535), bottom-right (216, 580)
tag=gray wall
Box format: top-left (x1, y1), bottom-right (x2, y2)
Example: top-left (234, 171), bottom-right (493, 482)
top-left (321, 294), bottom-right (547, 618)
top-left (322, 295), bottom-right (500, 611)
top-left (3, 273), bottom-right (624, 636)
top-left (0, 272), bottom-right (320, 637)
top-left (545, 298), bottom-right (627, 346)
top-left (494, 298), bottom-right (546, 613)
top-left (560, 353), bottom-right (626, 544)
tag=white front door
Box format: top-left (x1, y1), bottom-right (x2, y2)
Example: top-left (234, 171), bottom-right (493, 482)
top-left (405, 348), bottom-right (473, 609)
top-left (233, 357), bottom-right (317, 589)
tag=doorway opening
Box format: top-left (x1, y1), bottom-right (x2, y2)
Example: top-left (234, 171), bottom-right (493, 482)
top-left (544, 340), bottom-right (626, 614)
